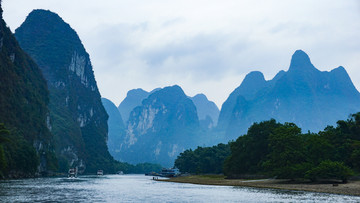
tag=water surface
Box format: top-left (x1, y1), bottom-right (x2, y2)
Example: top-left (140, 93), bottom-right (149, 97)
top-left (0, 174), bottom-right (359, 202)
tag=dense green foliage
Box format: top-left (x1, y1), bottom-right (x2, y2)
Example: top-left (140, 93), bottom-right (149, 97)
top-left (0, 124), bottom-right (9, 177)
top-left (2, 129), bottom-right (39, 176)
top-left (262, 123), bottom-right (306, 179)
top-left (174, 143), bottom-right (230, 174)
top-left (305, 160), bottom-right (353, 182)
top-left (223, 119), bottom-right (281, 175)
top-left (0, 6), bottom-right (57, 178)
top-left (223, 113), bottom-right (360, 181)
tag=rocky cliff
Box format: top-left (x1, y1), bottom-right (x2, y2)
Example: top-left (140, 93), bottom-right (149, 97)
top-left (15, 9), bottom-right (114, 173)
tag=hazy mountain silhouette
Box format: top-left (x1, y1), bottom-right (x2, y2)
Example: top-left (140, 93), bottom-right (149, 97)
top-left (118, 88), bottom-right (161, 124)
top-left (118, 88), bottom-right (149, 124)
top-left (191, 94), bottom-right (219, 129)
top-left (218, 50), bottom-right (360, 140)
top-left (101, 98), bottom-right (125, 161)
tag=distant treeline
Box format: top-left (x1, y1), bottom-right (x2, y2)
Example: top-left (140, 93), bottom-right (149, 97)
top-left (175, 113), bottom-right (360, 182)
top-left (114, 162), bottom-right (162, 174)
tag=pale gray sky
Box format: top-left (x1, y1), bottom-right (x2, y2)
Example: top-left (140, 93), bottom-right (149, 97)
top-left (3, 0), bottom-right (360, 107)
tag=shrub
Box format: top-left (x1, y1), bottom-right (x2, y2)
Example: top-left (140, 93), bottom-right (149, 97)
top-left (305, 160), bottom-right (353, 182)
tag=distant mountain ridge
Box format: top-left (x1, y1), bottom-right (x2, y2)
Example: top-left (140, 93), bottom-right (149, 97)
top-left (218, 50), bottom-right (360, 140)
top-left (105, 87), bottom-right (220, 166)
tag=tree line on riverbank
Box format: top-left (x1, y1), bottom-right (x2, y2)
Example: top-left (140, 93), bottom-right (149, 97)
top-left (175, 113), bottom-right (360, 182)
top-left (174, 143), bottom-right (230, 174)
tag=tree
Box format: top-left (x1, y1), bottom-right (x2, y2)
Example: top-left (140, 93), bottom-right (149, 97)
top-left (222, 114), bottom-right (360, 181)
top-left (302, 132), bottom-right (334, 166)
top-left (224, 119), bottom-right (281, 176)
top-left (319, 112), bottom-right (360, 170)
top-left (262, 123), bottom-right (306, 179)
top-left (305, 160), bottom-right (353, 182)
top-left (175, 144), bottom-right (230, 174)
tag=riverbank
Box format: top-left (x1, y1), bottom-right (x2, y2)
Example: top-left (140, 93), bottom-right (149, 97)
top-left (156, 175), bottom-right (360, 196)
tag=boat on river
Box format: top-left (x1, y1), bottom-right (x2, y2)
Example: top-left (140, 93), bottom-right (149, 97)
top-left (160, 168), bottom-right (180, 177)
top-left (68, 167), bottom-right (78, 178)
top-left (97, 170), bottom-right (103, 175)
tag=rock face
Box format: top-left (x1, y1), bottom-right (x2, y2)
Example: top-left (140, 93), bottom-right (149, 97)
top-left (119, 85), bottom-right (200, 167)
top-left (101, 98), bottom-right (125, 161)
top-left (218, 50), bottom-right (360, 140)
top-left (190, 94), bottom-right (219, 129)
top-left (15, 10), bottom-right (114, 173)
top-left (0, 4), bottom-right (56, 176)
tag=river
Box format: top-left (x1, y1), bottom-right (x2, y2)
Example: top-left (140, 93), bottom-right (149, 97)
top-left (0, 174), bottom-right (359, 202)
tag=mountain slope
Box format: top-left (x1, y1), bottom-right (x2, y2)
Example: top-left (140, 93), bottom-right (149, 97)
top-left (218, 71), bottom-right (267, 131)
top-left (219, 50), bottom-right (360, 140)
top-left (0, 4), bottom-right (56, 177)
top-left (15, 9), bottom-right (114, 173)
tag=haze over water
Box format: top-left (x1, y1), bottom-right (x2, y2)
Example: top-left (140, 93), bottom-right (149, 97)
top-left (0, 175), bottom-right (359, 202)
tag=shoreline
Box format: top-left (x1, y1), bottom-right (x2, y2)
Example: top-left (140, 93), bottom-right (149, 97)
top-left (156, 175), bottom-right (360, 197)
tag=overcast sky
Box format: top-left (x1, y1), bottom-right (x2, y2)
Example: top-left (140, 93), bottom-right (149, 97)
top-left (3, 0), bottom-right (360, 107)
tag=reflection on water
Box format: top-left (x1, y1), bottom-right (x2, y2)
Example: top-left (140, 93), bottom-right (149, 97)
top-left (0, 174), bottom-right (359, 202)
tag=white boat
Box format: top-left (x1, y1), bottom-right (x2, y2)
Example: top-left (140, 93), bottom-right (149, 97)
top-left (97, 170), bottom-right (103, 175)
top-left (68, 167), bottom-right (78, 178)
